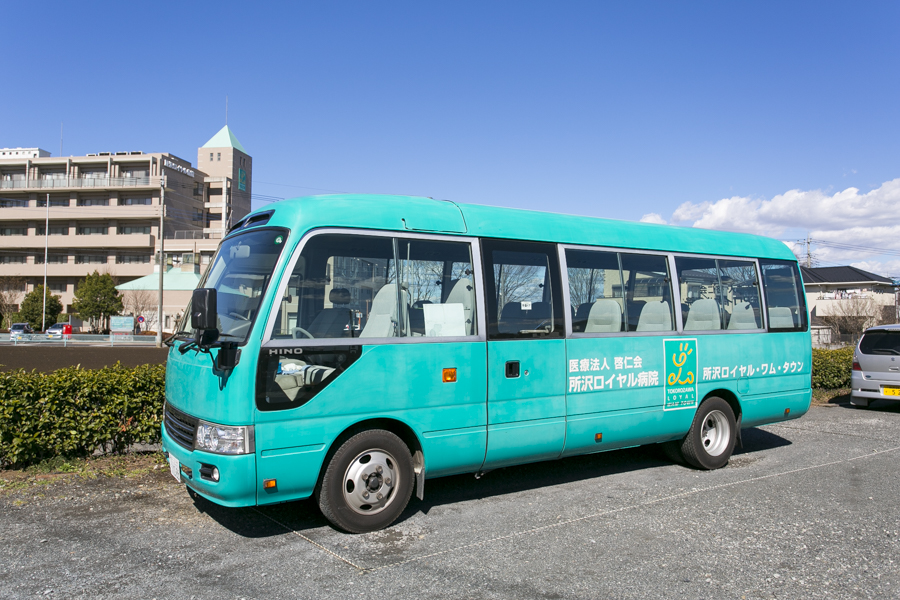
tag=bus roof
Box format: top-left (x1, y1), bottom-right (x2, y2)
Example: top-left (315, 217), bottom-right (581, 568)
top-left (246, 194), bottom-right (796, 261)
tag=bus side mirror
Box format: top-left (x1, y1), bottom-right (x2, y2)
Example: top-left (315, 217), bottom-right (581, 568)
top-left (192, 288), bottom-right (218, 331)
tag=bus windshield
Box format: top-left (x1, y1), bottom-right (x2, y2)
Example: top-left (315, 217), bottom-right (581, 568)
top-left (187, 227), bottom-right (289, 343)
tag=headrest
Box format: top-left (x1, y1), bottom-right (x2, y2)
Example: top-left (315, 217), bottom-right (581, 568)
top-left (329, 288), bottom-right (351, 304)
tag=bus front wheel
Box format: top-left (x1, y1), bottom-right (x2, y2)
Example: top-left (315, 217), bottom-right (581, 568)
top-left (680, 397), bottom-right (736, 470)
top-left (316, 429), bottom-right (414, 533)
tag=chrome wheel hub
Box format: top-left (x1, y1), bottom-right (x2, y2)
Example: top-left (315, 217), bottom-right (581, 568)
top-left (343, 450), bottom-right (399, 515)
top-left (700, 409), bottom-right (730, 457)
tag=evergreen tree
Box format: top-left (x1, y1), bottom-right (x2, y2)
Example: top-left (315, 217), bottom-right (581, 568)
top-left (20, 285), bottom-right (63, 331)
top-left (73, 271), bottom-right (124, 332)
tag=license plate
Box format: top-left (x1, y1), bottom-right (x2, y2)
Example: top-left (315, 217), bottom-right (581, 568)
top-left (168, 454), bottom-right (181, 481)
top-left (883, 387), bottom-right (900, 397)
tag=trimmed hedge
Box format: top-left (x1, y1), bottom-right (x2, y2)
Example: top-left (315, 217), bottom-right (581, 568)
top-left (0, 363), bottom-right (165, 468)
top-left (811, 347), bottom-right (854, 389)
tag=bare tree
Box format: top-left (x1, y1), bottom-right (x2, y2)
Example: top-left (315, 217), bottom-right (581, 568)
top-left (495, 264), bottom-right (543, 314)
top-left (819, 296), bottom-right (880, 336)
top-left (568, 268), bottom-right (606, 309)
top-left (121, 289), bottom-right (156, 332)
top-left (0, 276), bottom-right (25, 329)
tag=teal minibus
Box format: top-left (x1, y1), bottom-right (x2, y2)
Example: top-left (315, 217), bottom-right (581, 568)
top-left (162, 195), bottom-right (811, 533)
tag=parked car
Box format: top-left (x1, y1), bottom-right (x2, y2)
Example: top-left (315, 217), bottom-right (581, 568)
top-left (9, 323), bottom-right (34, 341)
top-left (46, 323), bottom-right (67, 339)
top-left (851, 324), bottom-right (900, 408)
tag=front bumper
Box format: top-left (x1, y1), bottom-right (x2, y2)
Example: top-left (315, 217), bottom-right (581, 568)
top-left (161, 422), bottom-right (257, 507)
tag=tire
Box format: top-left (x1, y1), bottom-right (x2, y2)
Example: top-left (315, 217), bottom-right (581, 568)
top-left (315, 429), bottom-right (414, 533)
top-left (680, 397), bottom-right (736, 470)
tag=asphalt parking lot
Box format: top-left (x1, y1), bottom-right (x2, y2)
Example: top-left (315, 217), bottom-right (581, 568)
top-left (2, 401), bottom-right (899, 600)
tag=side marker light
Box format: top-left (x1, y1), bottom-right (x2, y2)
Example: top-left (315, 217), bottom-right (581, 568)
top-left (784, 408), bottom-right (790, 416)
top-left (263, 479), bottom-right (277, 489)
top-left (595, 433), bottom-right (603, 443)
top-left (443, 368), bottom-right (457, 383)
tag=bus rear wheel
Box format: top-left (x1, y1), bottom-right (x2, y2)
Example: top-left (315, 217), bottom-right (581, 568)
top-left (680, 397), bottom-right (736, 470)
top-left (316, 429), bottom-right (414, 533)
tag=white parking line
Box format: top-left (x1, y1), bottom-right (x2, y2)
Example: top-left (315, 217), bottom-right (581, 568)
top-left (251, 507), bottom-right (367, 571)
top-left (252, 444), bottom-right (900, 573)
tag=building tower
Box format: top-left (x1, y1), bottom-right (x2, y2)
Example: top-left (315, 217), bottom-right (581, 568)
top-left (198, 126), bottom-right (252, 236)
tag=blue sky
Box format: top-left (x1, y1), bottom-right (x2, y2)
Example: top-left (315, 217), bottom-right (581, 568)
top-left (3, 2), bottom-right (899, 273)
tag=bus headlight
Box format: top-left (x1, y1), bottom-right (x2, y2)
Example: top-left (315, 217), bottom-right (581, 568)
top-left (195, 421), bottom-right (254, 455)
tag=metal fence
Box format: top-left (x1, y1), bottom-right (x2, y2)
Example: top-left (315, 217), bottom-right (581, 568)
top-left (8, 334), bottom-right (160, 346)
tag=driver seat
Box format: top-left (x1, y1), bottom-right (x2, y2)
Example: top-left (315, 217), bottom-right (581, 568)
top-left (299, 288), bottom-right (353, 339)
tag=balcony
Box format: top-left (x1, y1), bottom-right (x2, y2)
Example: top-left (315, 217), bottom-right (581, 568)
top-left (0, 233), bottom-right (155, 249)
top-left (0, 262), bottom-right (154, 278)
top-left (0, 176), bottom-right (160, 191)
top-left (0, 204), bottom-right (160, 220)
top-left (168, 230), bottom-right (222, 240)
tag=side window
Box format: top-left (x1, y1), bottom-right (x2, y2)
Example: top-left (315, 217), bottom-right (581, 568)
top-left (566, 249), bottom-right (624, 333)
top-left (482, 239), bottom-right (564, 339)
top-left (397, 238), bottom-right (478, 337)
top-left (718, 260), bottom-right (762, 330)
top-left (620, 253), bottom-right (674, 332)
top-left (676, 257), bottom-right (763, 331)
top-left (759, 259), bottom-right (808, 331)
top-left (270, 233), bottom-right (477, 340)
top-left (272, 234), bottom-right (393, 340)
top-left (675, 257), bottom-right (721, 330)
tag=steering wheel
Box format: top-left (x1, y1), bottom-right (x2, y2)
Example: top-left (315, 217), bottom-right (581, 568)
top-left (228, 311), bottom-right (249, 321)
top-left (292, 327), bottom-right (313, 339)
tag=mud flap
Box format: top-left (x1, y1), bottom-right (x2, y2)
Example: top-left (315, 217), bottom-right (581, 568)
top-left (413, 450), bottom-right (424, 501)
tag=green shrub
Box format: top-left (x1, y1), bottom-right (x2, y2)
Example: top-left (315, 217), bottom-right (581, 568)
top-left (0, 363), bottom-right (165, 468)
top-left (811, 347), bottom-right (854, 389)
top-left (2, 312), bottom-right (22, 330)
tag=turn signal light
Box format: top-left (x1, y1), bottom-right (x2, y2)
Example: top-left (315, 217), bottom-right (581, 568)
top-left (442, 368), bottom-right (457, 383)
top-left (263, 479), bottom-right (277, 489)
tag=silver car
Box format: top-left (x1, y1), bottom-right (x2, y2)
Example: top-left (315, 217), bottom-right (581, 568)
top-left (851, 324), bottom-right (900, 408)
top-left (9, 322), bottom-right (33, 341)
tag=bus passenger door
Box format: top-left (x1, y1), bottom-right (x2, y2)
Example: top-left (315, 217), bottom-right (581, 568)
top-left (481, 239), bottom-right (567, 470)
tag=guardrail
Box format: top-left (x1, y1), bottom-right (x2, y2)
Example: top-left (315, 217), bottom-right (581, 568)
top-left (9, 334), bottom-right (161, 346)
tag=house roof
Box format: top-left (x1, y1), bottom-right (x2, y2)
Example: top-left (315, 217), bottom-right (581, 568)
top-left (800, 265), bottom-right (893, 286)
top-left (116, 270), bottom-right (202, 292)
top-left (201, 125), bottom-right (247, 154)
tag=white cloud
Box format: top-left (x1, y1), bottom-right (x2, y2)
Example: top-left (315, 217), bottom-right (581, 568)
top-left (650, 178), bottom-right (900, 278)
top-left (639, 212), bottom-right (667, 225)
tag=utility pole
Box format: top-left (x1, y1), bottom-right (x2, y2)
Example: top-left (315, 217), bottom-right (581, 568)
top-left (806, 234), bottom-right (812, 268)
top-left (156, 170), bottom-right (166, 348)
top-left (42, 193), bottom-right (49, 331)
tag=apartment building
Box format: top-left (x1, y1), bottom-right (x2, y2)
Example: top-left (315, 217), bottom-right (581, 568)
top-left (0, 126), bottom-right (252, 322)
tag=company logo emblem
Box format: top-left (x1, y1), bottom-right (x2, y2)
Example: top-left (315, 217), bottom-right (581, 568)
top-left (269, 348), bottom-right (303, 355)
top-left (663, 339), bottom-right (698, 410)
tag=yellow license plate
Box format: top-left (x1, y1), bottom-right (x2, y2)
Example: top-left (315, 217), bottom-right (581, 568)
top-left (883, 387), bottom-right (900, 397)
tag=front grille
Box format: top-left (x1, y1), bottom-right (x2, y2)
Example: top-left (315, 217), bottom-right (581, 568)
top-left (164, 403), bottom-right (198, 450)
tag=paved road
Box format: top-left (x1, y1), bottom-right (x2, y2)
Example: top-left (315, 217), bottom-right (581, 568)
top-left (3, 401), bottom-right (899, 599)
